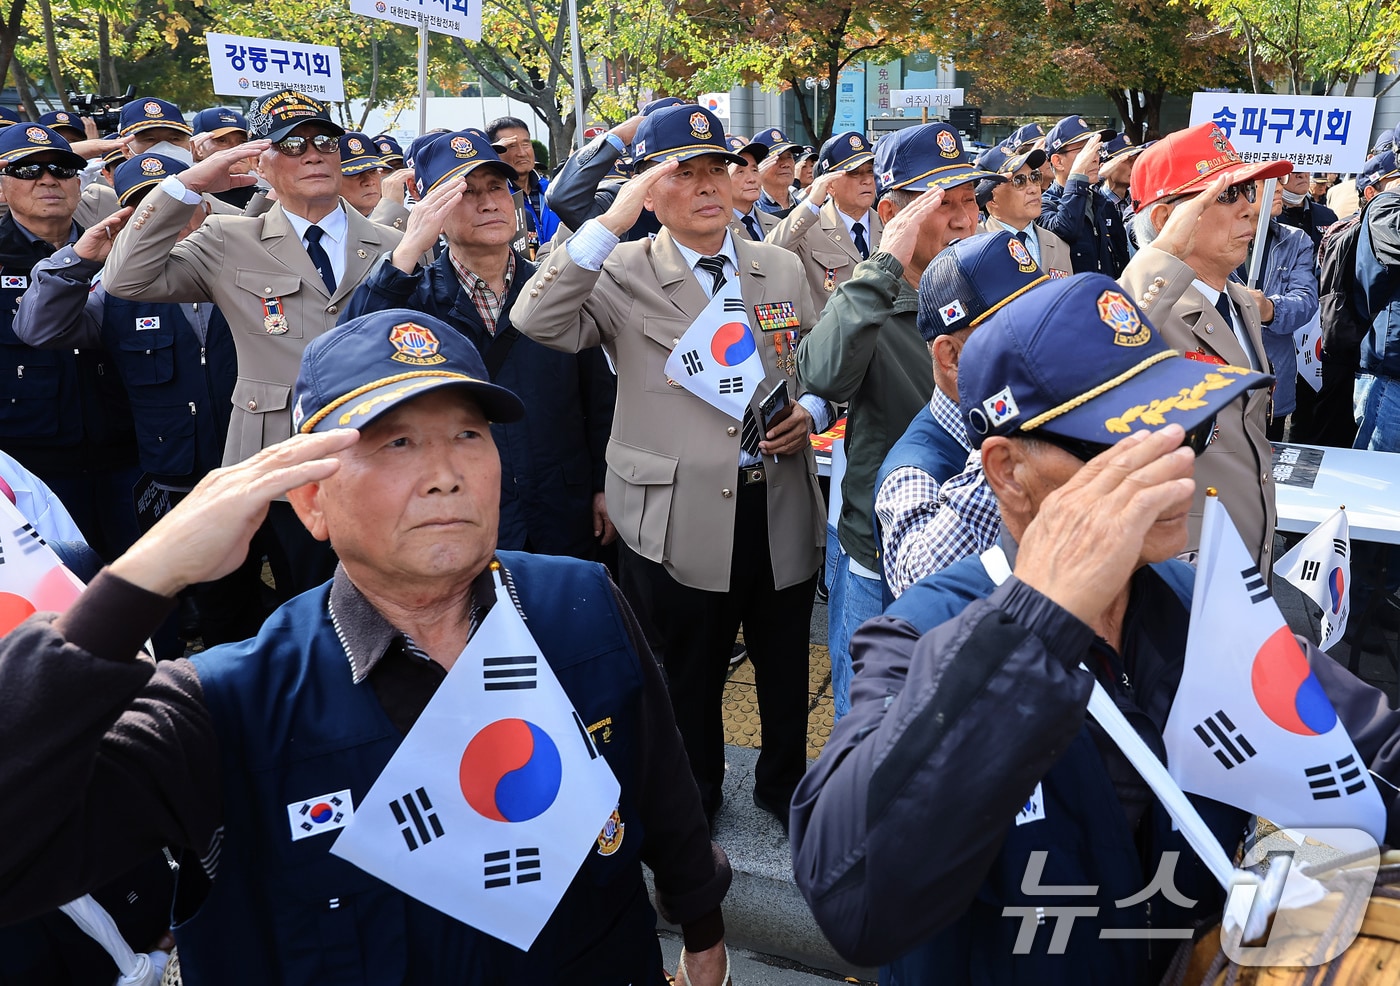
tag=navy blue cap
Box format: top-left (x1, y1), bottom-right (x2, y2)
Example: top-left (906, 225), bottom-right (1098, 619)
top-left (37, 110), bottom-right (84, 137)
top-left (246, 89), bottom-right (342, 144)
top-left (1099, 133), bottom-right (1144, 163)
top-left (113, 153), bottom-right (187, 207)
top-left (873, 122), bottom-right (1000, 196)
top-left (339, 132), bottom-right (390, 176)
top-left (604, 154), bottom-right (635, 181)
top-left (412, 129), bottom-right (516, 197)
top-left (293, 309), bottom-right (525, 435)
top-left (118, 97), bottom-right (190, 138)
top-left (0, 125), bottom-right (86, 169)
top-left (1004, 123), bottom-right (1044, 153)
top-left (1359, 150), bottom-right (1399, 194)
top-left (917, 231), bottom-right (1051, 341)
top-left (958, 273), bottom-right (1272, 448)
top-left (1044, 115), bottom-right (1115, 157)
top-left (750, 127), bottom-right (800, 158)
top-left (101, 133), bottom-right (126, 167)
top-left (1371, 129), bottom-right (1395, 155)
top-left (725, 134), bottom-right (768, 164)
top-left (977, 145), bottom-right (1046, 176)
top-left (372, 134), bottom-right (405, 165)
top-left (633, 105), bottom-right (743, 166)
top-left (815, 131), bottom-right (874, 176)
top-left (192, 107), bottom-right (247, 138)
top-left (404, 130), bottom-right (448, 169)
top-left (642, 96), bottom-right (689, 116)
top-left (0, 107), bottom-right (19, 128)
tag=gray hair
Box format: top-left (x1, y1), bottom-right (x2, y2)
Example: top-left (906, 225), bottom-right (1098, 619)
top-left (1132, 208), bottom-right (1160, 247)
top-left (881, 187), bottom-right (923, 210)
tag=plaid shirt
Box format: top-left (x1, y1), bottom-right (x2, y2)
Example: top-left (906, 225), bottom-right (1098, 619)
top-left (449, 250), bottom-right (517, 335)
top-left (875, 392), bottom-right (1001, 597)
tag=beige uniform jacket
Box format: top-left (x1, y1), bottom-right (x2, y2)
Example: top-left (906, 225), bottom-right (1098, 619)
top-left (511, 229), bottom-right (825, 592)
top-left (101, 191), bottom-right (402, 465)
top-left (1119, 247), bottom-right (1277, 570)
top-left (766, 198), bottom-right (883, 314)
top-left (981, 216), bottom-right (1075, 279)
top-left (729, 207), bottom-right (777, 244)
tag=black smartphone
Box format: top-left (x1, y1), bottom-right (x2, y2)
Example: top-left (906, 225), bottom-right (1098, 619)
top-left (758, 379), bottom-right (793, 435)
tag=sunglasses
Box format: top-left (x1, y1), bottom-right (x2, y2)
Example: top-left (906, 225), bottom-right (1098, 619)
top-left (271, 134), bottom-right (340, 157)
top-left (1215, 181), bottom-right (1257, 205)
top-left (1008, 171), bottom-right (1043, 188)
top-left (2, 162), bottom-right (80, 181)
top-left (1035, 417), bottom-right (1217, 463)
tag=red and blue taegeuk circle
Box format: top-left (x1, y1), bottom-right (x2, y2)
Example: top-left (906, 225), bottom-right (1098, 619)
top-left (1328, 566), bottom-right (1346, 614)
top-left (309, 802), bottom-right (334, 824)
top-left (459, 718), bottom-right (563, 822)
top-left (1250, 625), bottom-right (1336, 736)
top-left (710, 322), bottom-right (755, 367)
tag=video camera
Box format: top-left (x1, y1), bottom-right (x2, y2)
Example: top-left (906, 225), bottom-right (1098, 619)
top-left (65, 85), bottom-right (134, 132)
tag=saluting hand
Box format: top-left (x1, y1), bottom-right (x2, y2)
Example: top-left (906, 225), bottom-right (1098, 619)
top-left (390, 175), bottom-right (467, 272)
top-left (878, 186), bottom-right (946, 288)
top-left (73, 207), bottom-right (134, 263)
top-left (110, 429), bottom-right (359, 598)
top-left (1151, 174), bottom-right (1232, 261)
top-left (802, 169), bottom-right (841, 209)
top-left (599, 159), bottom-right (679, 237)
top-left (180, 140), bottom-right (270, 195)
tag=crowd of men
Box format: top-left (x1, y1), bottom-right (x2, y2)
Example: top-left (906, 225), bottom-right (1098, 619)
top-left (0, 82), bottom-right (1397, 986)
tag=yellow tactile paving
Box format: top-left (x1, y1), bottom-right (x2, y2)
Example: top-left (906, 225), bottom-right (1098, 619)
top-left (722, 641), bottom-right (835, 757)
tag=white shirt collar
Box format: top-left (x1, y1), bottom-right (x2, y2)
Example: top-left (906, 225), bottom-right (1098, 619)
top-left (283, 204), bottom-right (348, 245)
top-left (673, 230), bottom-right (739, 280)
top-left (838, 208), bottom-right (871, 240)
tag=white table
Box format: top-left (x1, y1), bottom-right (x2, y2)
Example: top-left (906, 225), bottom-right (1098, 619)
top-left (1273, 443), bottom-right (1400, 546)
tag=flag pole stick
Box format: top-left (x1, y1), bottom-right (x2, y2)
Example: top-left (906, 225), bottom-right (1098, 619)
top-left (417, 21), bottom-right (429, 136)
top-left (1247, 178), bottom-right (1276, 289)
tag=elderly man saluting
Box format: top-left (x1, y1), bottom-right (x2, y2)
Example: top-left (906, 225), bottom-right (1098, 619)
top-left (0, 310), bottom-right (731, 985)
top-left (791, 273), bottom-right (1400, 985)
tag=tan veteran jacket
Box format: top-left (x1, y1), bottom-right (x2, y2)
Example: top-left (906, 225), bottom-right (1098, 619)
top-left (981, 216), bottom-right (1075, 280)
top-left (766, 198), bottom-right (883, 315)
top-left (1119, 246), bottom-right (1277, 571)
top-left (512, 229), bottom-right (825, 592)
top-left (102, 190), bottom-right (403, 465)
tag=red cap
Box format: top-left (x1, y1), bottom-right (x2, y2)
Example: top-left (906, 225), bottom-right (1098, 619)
top-left (1130, 122), bottom-right (1292, 209)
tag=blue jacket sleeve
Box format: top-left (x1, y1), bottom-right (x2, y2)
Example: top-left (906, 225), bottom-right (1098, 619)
top-left (341, 257), bottom-right (427, 324)
top-left (1261, 223), bottom-right (1319, 338)
top-left (1038, 177), bottom-right (1092, 244)
top-left (789, 576), bottom-right (1097, 965)
top-left (546, 135), bottom-right (623, 232)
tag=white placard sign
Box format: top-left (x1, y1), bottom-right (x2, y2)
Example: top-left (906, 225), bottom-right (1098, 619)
top-left (206, 33), bottom-right (345, 102)
top-left (1188, 93), bottom-right (1377, 174)
top-left (890, 88), bottom-right (965, 110)
top-left (349, 0), bottom-right (482, 40)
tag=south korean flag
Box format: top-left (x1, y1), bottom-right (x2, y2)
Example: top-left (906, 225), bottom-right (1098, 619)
top-left (331, 565), bottom-right (620, 949)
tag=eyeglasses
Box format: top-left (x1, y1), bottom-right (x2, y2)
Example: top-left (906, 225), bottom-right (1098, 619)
top-left (271, 134), bottom-right (340, 157)
top-left (1216, 181), bottom-right (1257, 205)
top-left (1034, 417), bottom-right (1217, 463)
top-left (1, 162), bottom-right (80, 181)
top-left (1008, 171), bottom-right (1043, 188)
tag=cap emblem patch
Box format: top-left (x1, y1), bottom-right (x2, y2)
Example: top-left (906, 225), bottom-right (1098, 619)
top-left (848, 135), bottom-right (862, 150)
top-left (144, 101), bottom-right (162, 117)
top-left (1098, 289), bottom-right (1150, 347)
top-left (1008, 238), bottom-right (1037, 273)
top-left (450, 135), bottom-right (477, 158)
top-left (25, 127), bottom-right (48, 143)
top-left (140, 157), bottom-right (163, 174)
top-left (347, 137), bottom-right (364, 153)
top-left (936, 129), bottom-right (958, 158)
top-left (689, 112), bottom-right (711, 139)
top-left (389, 322), bottom-right (448, 366)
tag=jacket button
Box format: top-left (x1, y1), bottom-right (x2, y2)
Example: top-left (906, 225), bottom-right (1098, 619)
top-left (548, 266), bottom-right (558, 274)
top-left (721, 488), bottom-right (732, 498)
top-left (727, 426), bottom-right (737, 436)
top-left (247, 399), bottom-right (258, 410)
top-left (327, 305), bottom-right (339, 314)
top-left (264, 286), bottom-right (273, 294)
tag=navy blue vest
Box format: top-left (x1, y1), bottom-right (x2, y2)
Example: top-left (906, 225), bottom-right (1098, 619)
top-left (182, 552), bottom-right (663, 986)
top-left (101, 296), bottom-right (236, 486)
top-left (886, 558), bottom-right (1246, 985)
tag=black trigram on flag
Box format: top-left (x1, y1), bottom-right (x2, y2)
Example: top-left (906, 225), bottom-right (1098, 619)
top-left (1333, 538), bottom-right (1348, 559)
top-left (389, 787), bottom-right (444, 850)
top-left (1300, 560), bottom-right (1321, 581)
top-left (1241, 564), bottom-right (1271, 603)
top-left (1193, 710), bottom-right (1256, 769)
top-left (483, 847), bottom-right (541, 889)
top-left (1305, 755), bottom-right (1368, 800)
top-left (681, 350), bottom-right (704, 376)
top-left (12, 523), bottom-right (44, 555)
top-left (722, 298), bottom-right (746, 315)
top-left (718, 377), bottom-right (744, 394)
top-left (484, 654), bottom-right (536, 691)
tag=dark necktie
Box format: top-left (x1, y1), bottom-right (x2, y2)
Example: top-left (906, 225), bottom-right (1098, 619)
top-left (697, 256), bottom-right (762, 457)
top-left (742, 214), bottom-right (763, 242)
top-left (1015, 230), bottom-right (1031, 247)
top-left (304, 224), bottom-right (337, 295)
top-left (1213, 290), bottom-right (1234, 330)
top-left (852, 221), bottom-right (869, 260)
